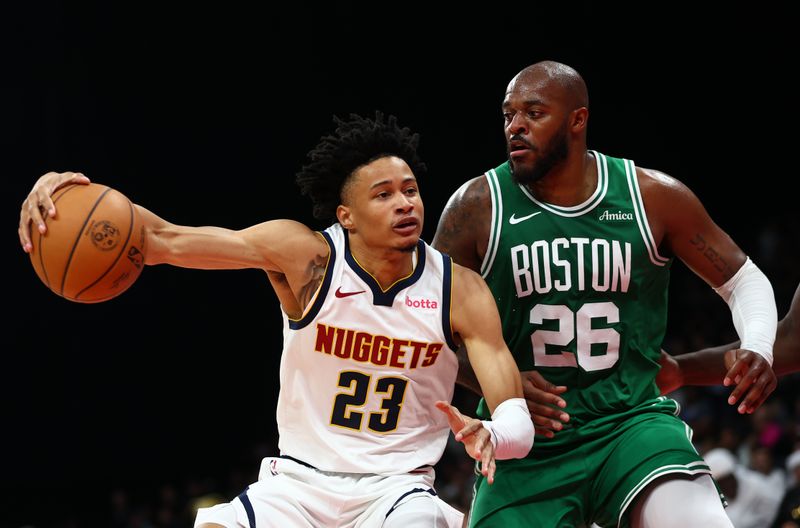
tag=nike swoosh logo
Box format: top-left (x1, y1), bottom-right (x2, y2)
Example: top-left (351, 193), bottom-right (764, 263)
top-left (335, 287), bottom-right (366, 298)
top-left (509, 212), bottom-right (542, 225)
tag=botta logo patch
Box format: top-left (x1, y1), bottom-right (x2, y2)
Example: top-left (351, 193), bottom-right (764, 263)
top-left (405, 296), bottom-right (438, 309)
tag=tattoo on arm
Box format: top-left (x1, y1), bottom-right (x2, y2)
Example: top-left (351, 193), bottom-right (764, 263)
top-left (689, 233), bottom-right (735, 280)
top-left (298, 253), bottom-right (327, 308)
top-left (433, 212), bottom-right (466, 256)
top-left (432, 177), bottom-right (490, 271)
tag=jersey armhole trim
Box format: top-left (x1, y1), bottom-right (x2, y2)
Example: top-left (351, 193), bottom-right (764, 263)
top-left (624, 159), bottom-right (670, 267)
top-left (441, 254), bottom-right (458, 351)
top-left (480, 169), bottom-right (502, 278)
top-left (288, 230), bottom-right (336, 330)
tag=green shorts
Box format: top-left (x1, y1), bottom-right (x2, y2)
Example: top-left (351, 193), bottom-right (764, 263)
top-left (469, 398), bottom-right (712, 528)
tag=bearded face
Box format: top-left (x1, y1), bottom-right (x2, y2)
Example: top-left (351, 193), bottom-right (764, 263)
top-left (508, 118), bottom-right (569, 186)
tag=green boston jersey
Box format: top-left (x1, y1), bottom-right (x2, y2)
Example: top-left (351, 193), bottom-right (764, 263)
top-left (478, 151), bottom-right (674, 443)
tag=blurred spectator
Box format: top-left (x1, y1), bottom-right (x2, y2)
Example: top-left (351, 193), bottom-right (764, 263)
top-left (771, 450), bottom-right (800, 528)
top-left (751, 444), bottom-right (787, 490)
top-left (705, 447), bottom-right (782, 528)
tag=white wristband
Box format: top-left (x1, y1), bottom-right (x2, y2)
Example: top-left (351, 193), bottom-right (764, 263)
top-left (713, 257), bottom-right (777, 365)
top-left (481, 398), bottom-right (534, 460)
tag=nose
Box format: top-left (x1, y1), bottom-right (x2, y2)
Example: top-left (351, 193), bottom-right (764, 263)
top-left (396, 193), bottom-right (414, 212)
top-left (508, 112), bottom-right (528, 135)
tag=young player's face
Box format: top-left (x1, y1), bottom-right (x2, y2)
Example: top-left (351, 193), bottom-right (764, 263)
top-left (340, 156), bottom-right (424, 252)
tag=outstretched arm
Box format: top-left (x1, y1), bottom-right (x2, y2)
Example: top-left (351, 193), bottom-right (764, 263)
top-left (136, 204), bottom-right (316, 273)
top-left (659, 283), bottom-right (800, 411)
top-left (641, 167), bottom-right (778, 413)
top-left (18, 171), bottom-right (329, 307)
top-left (658, 347), bottom-right (775, 414)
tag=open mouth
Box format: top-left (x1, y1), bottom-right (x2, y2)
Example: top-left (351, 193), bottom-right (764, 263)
top-left (393, 218), bottom-right (419, 234)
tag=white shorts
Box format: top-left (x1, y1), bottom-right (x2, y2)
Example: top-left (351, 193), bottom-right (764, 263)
top-left (194, 456), bottom-right (464, 528)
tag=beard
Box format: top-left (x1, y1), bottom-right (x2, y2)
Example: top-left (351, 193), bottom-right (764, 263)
top-left (509, 123), bottom-right (569, 186)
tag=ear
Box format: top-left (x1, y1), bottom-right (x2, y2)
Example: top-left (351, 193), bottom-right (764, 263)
top-left (337, 204), bottom-right (353, 230)
top-left (571, 107), bottom-right (588, 132)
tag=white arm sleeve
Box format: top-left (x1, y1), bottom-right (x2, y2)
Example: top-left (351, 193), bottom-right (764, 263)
top-left (481, 398), bottom-right (534, 460)
top-left (713, 257), bottom-right (777, 365)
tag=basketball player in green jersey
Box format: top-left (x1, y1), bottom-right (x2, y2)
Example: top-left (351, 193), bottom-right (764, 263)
top-left (432, 61), bottom-right (778, 527)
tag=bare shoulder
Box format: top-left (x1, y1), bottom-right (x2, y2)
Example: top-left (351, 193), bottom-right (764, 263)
top-left (636, 165), bottom-right (692, 199)
top-left (432, 175), bottom-right (492, 272)
top-left (451, 261), bottom-right (487, 288)
top-left (445, 175), bottom-right (491, 208)
top-left (634, 165), bottom-right (708, 243)
top-left (450, 263), bottom-right (493, 308)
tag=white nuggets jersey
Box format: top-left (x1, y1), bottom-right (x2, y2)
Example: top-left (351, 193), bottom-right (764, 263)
top-left (276, 223), bottom-right (459, 475)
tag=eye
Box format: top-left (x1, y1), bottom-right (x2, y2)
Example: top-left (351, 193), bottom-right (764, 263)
top-left (404, 187), bottom-right (418, 196)
top-left (502, 112), bottom-right (513, 122)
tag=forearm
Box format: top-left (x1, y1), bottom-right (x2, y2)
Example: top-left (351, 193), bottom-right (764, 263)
top-left (137, 205), bottom-right (270, 270)
top-left (469, 347), bottom-right (524, 412)
top-left (773, 318), bottom-right (799, 377)
top-left (714, 257), bottom-right (777, 363)
top-left (675, 342), bottom-right (740, 386)
top-left (147, 223), bottom-right (253, 269)
top-left (455, 345), bottom-right (484, 396)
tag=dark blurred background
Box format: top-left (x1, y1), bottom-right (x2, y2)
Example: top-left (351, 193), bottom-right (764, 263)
top-left (4, 2), bottom-right (798, 527)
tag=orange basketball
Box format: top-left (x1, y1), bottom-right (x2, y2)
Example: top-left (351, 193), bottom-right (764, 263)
top-left (29, 182), bottom-right (147, 303)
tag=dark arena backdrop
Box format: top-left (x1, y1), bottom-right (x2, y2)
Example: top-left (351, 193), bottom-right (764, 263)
top-left (4, 3), bottom-right (798, 527)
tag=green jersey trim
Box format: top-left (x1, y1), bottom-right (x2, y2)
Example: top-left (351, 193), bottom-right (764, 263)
top-left (623, 158), bottom-right (670, 266)
top-left (480, 151), bottom-right (608, 277)
top-left (480, 168), bottom-right (504, 278)
top-left (518, 150), bottom-right (609, 216)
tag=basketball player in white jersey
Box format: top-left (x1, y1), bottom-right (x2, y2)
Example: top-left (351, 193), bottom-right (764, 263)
top-left (18, 113), bottom-right (534, 527)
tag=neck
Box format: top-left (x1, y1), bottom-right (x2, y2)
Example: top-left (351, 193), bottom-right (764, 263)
top-left (527, 150), bottom-right (596, 206)
top-left (348, 234), bottom-right (416, 290)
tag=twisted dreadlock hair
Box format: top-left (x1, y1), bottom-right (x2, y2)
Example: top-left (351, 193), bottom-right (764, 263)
top-left (295, 112), bottom-right (426, 223)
